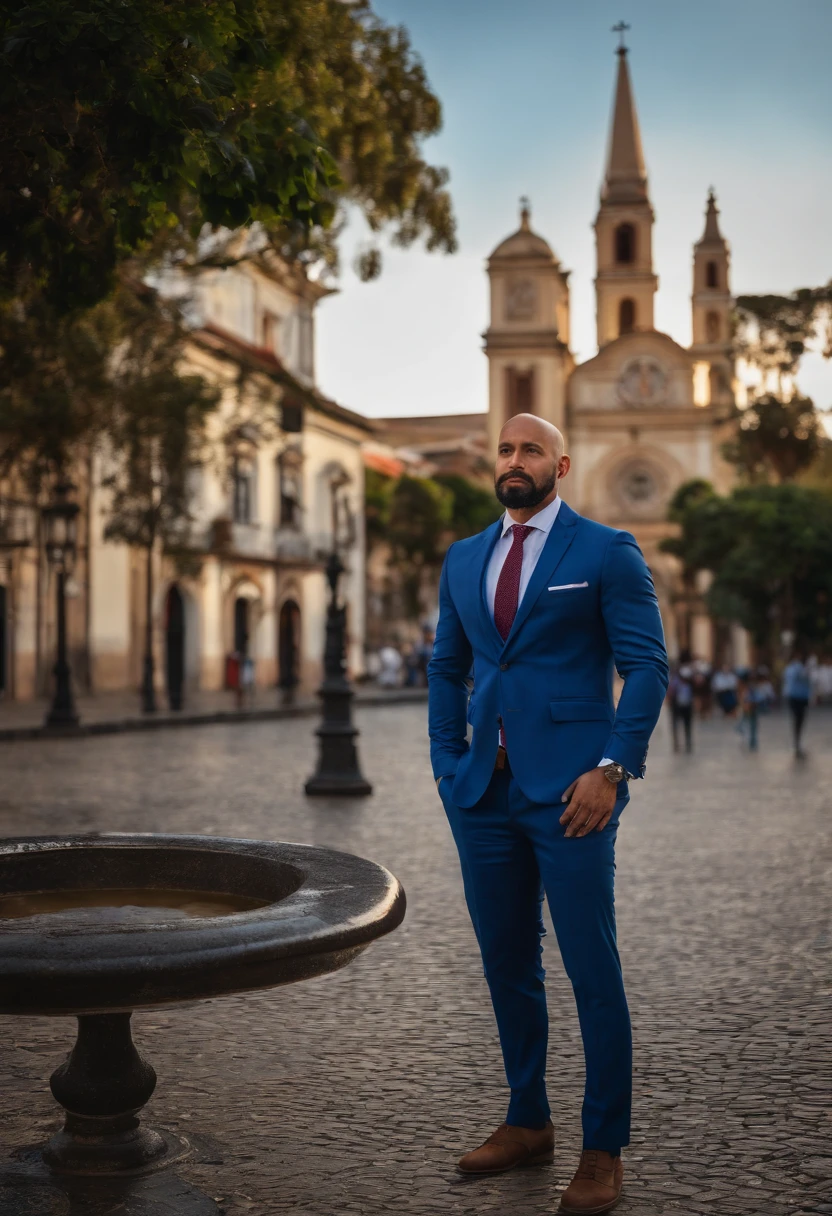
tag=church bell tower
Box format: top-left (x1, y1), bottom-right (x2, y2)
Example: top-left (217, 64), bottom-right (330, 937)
top-left (484, 199), bottom-right (573, 456)
top-left (691, 189), bottom-right (734, 405)
top-left (594, 39), bottom-right (658, 348)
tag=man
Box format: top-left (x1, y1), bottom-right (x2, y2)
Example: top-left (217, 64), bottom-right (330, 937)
top-left (428, 415), bottom-right (667, 1214)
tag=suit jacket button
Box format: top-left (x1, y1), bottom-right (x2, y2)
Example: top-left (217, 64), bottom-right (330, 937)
top-left (500, 662), bottom-right (509, 671)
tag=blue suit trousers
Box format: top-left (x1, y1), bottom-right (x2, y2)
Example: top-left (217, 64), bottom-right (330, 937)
top-left (440, 763), bottom-right (631, 1152)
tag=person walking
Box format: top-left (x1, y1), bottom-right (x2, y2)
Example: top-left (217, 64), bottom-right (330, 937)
top-left (738, 672), bottom-right (761, 751)
top-left (783, 648), bottom-right (811, 758)
top-left (712, 664), bottom-right (739, 717)
top-left (668, 662), bottom-right (695, 753)
top-left (428, 414), bottom-right (668, 1215)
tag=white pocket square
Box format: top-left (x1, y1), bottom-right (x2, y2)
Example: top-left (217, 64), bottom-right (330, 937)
top-left (548, 581), bottom-right (589, 591)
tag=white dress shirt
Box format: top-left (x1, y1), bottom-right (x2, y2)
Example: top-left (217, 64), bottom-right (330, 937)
top-left (485, 494), bottom-right (563, 618)
top-left (484, 493), bottom-right (615, 771)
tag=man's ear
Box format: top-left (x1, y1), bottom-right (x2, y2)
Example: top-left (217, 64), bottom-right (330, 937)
top-left (558, 454), bottom-right (571, 480)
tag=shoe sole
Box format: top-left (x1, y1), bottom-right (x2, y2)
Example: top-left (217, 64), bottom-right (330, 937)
top-left (559, 1192), bottom-right (621, 1215)
top-left (457, 1148), bottom-right (555, 1175)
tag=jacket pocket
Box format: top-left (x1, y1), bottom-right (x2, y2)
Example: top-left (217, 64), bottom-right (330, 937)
top-left (549, 699), bottom-right (613, 722)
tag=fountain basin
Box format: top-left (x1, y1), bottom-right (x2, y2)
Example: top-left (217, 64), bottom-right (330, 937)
top-left (0, 833), bottom-right (405, 1016)
top-left (0, 833), bottom-right (405, 1188)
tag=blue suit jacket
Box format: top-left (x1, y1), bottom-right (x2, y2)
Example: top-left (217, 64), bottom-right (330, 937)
top-left (427, 501), bottom-right (669, 807)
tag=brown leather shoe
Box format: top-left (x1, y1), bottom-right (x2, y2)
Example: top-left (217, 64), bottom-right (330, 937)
top-left (457, 1120), bottom-right (554, 1175)
top-left (559, 1150), bottom-right (623, 1214)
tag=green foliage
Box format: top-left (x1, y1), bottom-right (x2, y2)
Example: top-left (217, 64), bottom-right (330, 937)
top-left (101, 285), bottom-right (221, 553)
top-left (721, 394), bottom-right (823, 483)
top-left (434, 473), bottom-right (502, 538)
top-left (364, 466), bottom-right (393, 547)
top-left (387, 474), bottom-right (452, 564)
top-left (0, 293), bottom-right (117, 487)
top-left (1, 0), bottom-right (455, 312)
top-left (734, 285), bottom-right (832, 381)
top-left (1, 0), bottom-right (340, 313)
top-left (661, 480), bottom-right (832, 648)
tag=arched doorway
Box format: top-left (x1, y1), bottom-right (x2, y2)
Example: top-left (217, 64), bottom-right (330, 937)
top-left (234, 596), bottom-right (250, 656)
top-left (0, 585), bottom-right (7, 698)
top-left (165, 585), bottom-right (185, 711)
top-left (278, 599), bottom-right (301, 701)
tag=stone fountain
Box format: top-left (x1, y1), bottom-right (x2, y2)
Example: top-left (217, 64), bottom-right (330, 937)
top-left (0, 833), bottom-right (406, 1215)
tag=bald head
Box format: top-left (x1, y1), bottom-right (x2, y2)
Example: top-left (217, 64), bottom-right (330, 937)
top-left (499, 413), bottom-right (564, 459)
top-left (494, 413), bottom-right (570, 519)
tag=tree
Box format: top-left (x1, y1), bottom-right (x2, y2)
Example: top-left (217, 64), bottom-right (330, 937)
top-left (661, 480), bottom-right (832, 656)
top-left (434, 473), bottom-right (501, 538)
top-left (99, 285), bottom-right (221, 710)
top-left (1, 0), bottom-right (455, 314)
top-left (734, 286), bottom-right (832, 389)
top-left (386, 474), bottom-right (453, 618)
top-left (721, 393), bottom-right (823, 483)
top-left (1, 0), bottom-right (337, 313)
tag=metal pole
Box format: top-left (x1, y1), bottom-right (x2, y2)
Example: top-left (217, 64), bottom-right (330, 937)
top-left (45, 569), bottom-right (79, 728)
top-left (140, 540), bottom-right (156, 713)
top-left (305, 553), bottom-right (372, 796)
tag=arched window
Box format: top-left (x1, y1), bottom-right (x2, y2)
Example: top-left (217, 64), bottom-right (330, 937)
top-left (619, 298), bottom-right (636, 335)
top-left (706, 311), bottom-right (721, 343)
top-left (232, 455), bottom-right (255, 524)
top-left (506, 367), bottom-right (535, 417)
top-left (706, 261), bottom-right (718, 289)
top-left (615, 223), bottom-right (636, 264)
top-left (278, 447), bottom-right (303, 528)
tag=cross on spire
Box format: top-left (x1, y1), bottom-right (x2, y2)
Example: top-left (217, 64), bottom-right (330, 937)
top-left (612, 20), bottom-right (630, 53)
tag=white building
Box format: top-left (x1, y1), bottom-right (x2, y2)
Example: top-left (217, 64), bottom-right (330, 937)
top-left (0, 249), bottom-right (371, 704)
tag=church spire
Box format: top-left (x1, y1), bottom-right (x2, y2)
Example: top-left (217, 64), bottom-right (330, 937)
top-left (602, 44), bottom-right (648, 204)
top-left (698, 188), bottom-right (724, 245)
top-left (594, 33), bottom-right (657, 347)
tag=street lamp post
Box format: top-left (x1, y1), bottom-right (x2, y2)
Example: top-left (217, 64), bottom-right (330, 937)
top-left (42, 482), bottom-right (80, 730)
top-left (140, 538), bottom-right (157, 714)
top-left (305, 552), bottom-right (372, 797)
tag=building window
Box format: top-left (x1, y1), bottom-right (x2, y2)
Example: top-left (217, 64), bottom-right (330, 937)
top-left (615, 223), bottom-right (636, 264)
top-left (506, 367), bottom-right (535, 417)
top-left (619, 298), bottom-right (636, 335)
top-left (261, 311), bottom-right (281, 354)
top-left (278, 448), bottom-right (303, 528)
top-left (232, 456), bottom-right (255, 524)
top-left (706, 311), bottom-right (721, 343)
top-left (706, 261), bottom-right (718, 289)
top-left (281, 401), bottom-right (303, 433)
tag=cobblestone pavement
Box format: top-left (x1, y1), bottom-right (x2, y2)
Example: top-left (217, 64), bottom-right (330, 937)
top-left (0, 705), bottom-right (830, 1216)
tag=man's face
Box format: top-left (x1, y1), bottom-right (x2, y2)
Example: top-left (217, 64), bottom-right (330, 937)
top-left (494, 424), bottom-right (565, 509)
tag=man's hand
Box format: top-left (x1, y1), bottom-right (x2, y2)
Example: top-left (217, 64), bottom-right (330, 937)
top-left (559, 768), bottom-right (618, 837)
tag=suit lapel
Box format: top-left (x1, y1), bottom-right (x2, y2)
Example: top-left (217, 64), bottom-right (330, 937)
top-left (503, 502), bottom-right (580, 648)
top-left (476, 519), bottom-right (504, 647)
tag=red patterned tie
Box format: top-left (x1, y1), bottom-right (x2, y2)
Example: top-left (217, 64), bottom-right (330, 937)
top-left (494, 524), bottom-right (532, 751)
top-left (494, 524), bottom-right (533, 640)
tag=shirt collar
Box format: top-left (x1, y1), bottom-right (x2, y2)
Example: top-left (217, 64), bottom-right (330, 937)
top-left (500, 494), bottom-right (562, 538)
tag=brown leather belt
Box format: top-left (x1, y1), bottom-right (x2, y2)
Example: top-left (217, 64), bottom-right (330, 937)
top-left (494, 745), bottom-right (507, 771)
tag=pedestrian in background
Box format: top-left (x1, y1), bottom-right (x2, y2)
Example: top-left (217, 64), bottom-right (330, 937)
top-left (783, 648), bottom-right (811, 759)
top-left (668, 662), bottom-right (695, 753)
top-left (738, 672), bottom-right (761, 751)
top-left (712, 664), bottom-right (739, 717)
top-left (692, 657), bottom-right (712, 718)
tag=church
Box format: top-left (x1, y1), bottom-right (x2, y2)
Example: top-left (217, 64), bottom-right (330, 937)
top-left (482, 42), bottom-right (742, 664)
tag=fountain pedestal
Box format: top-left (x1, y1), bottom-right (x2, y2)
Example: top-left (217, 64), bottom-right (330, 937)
top-left (45, 1013), bottom-right (167, 1174)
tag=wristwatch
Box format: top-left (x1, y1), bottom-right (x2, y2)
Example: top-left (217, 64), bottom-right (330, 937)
top-left (602, 762), bottom-right (628, 785)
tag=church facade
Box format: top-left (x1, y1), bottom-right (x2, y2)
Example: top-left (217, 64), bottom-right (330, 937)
top-left (484, 45), bottom-right (741, 663)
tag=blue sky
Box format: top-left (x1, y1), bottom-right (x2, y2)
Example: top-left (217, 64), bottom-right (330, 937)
top-left (316, 0), bottom-right (832, 419)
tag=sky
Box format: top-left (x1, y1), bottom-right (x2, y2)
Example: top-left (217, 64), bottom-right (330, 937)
top-left (315, 0), bottom-right (832, 421)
